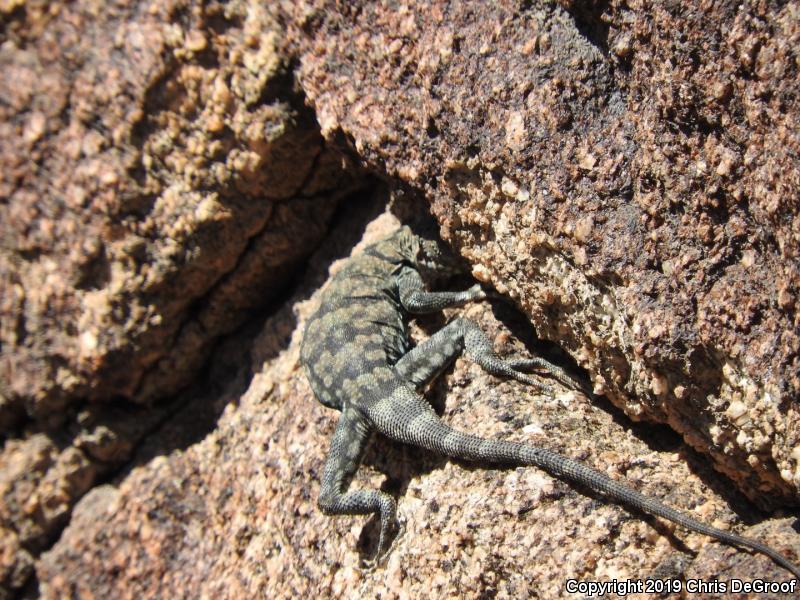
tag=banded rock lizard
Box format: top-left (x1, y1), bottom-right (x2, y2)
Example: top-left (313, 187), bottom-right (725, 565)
top-left (300, 225), bottom-right (800, 578)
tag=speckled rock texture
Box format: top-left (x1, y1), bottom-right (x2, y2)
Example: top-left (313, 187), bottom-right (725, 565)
top-left (37, 212), bottom-right (799, 598)
top-left (0, 0), bottom-right (358, 594)
top-left (283, 0), bottom-right (800, 507)
top-left (4, 0), bottom-right (800, 597)
top-left (0, 0), bottom-right (357, 421)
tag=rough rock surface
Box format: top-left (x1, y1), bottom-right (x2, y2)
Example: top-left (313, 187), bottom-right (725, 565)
top-left (0, 0), bottom-right (359, 593)
top-left (284, 0), bottom-right (800, 506)
top-left (3, 0), bottom-right (800, 597)
top-left (0, 0), bottom-right (356, 420)
top-left (38, 211), bottom-right (799, 598)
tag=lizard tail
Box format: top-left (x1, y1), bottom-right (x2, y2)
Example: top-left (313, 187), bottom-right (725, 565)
top-left (389, 407), bottom-right (800, 579)
top-left (531, 445), bottom-right (800, 580)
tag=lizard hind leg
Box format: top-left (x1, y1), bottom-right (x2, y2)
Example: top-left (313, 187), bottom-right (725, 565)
top-left (317, 406), bottom-right (401, 563)
top-left (396, 316), bottom-right (575, 395)
top-left (393, 320), bottom-right (464, 391)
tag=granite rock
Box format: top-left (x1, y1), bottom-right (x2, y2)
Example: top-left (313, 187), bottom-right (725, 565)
top-left (0, 0), bottom-right (359, 593)
top-left (284, 0), bottom-right (800, 506)
top-left (3, 0), bottom-right (800, 596)
top-left (38, 211), bottom-right (799, 598)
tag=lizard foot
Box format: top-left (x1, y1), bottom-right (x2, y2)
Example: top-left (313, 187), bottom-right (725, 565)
top-left (505, 356), bottom-right (586, 393)
top-left (361, 516), bottom-right (406, 570)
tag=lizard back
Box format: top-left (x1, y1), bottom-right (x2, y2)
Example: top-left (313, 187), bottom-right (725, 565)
top-left (300, 228), bottom-right (414, 410)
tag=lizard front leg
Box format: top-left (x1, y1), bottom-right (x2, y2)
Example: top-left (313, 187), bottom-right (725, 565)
top-left (317, 405), bottom-right (399, 562)
top-left (397, 267), bottom-right (486, 313)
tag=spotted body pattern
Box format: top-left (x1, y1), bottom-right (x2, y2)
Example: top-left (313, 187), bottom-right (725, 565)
top-left (300, 226), bottom-right (799, 577)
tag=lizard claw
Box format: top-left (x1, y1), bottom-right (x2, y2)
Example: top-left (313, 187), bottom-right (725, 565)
top-left (515, 373), bottom-right (554, 395)
top-left (466, 283), bottom-right (489, 302)
top-left (506, 356), bottom-right (586, 394)
top-left (362, 516), bottom-right (405, 569)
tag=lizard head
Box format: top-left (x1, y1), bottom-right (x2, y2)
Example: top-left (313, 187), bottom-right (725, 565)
top-left (399, 225), bottom-right (468, 278)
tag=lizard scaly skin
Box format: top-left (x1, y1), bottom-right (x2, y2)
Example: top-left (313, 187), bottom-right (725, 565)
top-left (300, 225), bottom-right (800, 578)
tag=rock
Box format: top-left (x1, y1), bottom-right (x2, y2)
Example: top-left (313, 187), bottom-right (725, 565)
top-left (4, 0), bottom-right (800, 596)
top-left (0, 0), bottom-right (357, 421)
top-left (0, 0), bottom-right (360, 592)
top-left (283, 0), bottom-right (800, 506)
top-left (0, 526), bottom-right (34, 598)
top-left (37, 210), bottom-right (799, 597)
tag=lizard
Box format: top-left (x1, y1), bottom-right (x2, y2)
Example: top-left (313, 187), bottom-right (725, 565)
top-left (299, 224), bottom-right (800, 578)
